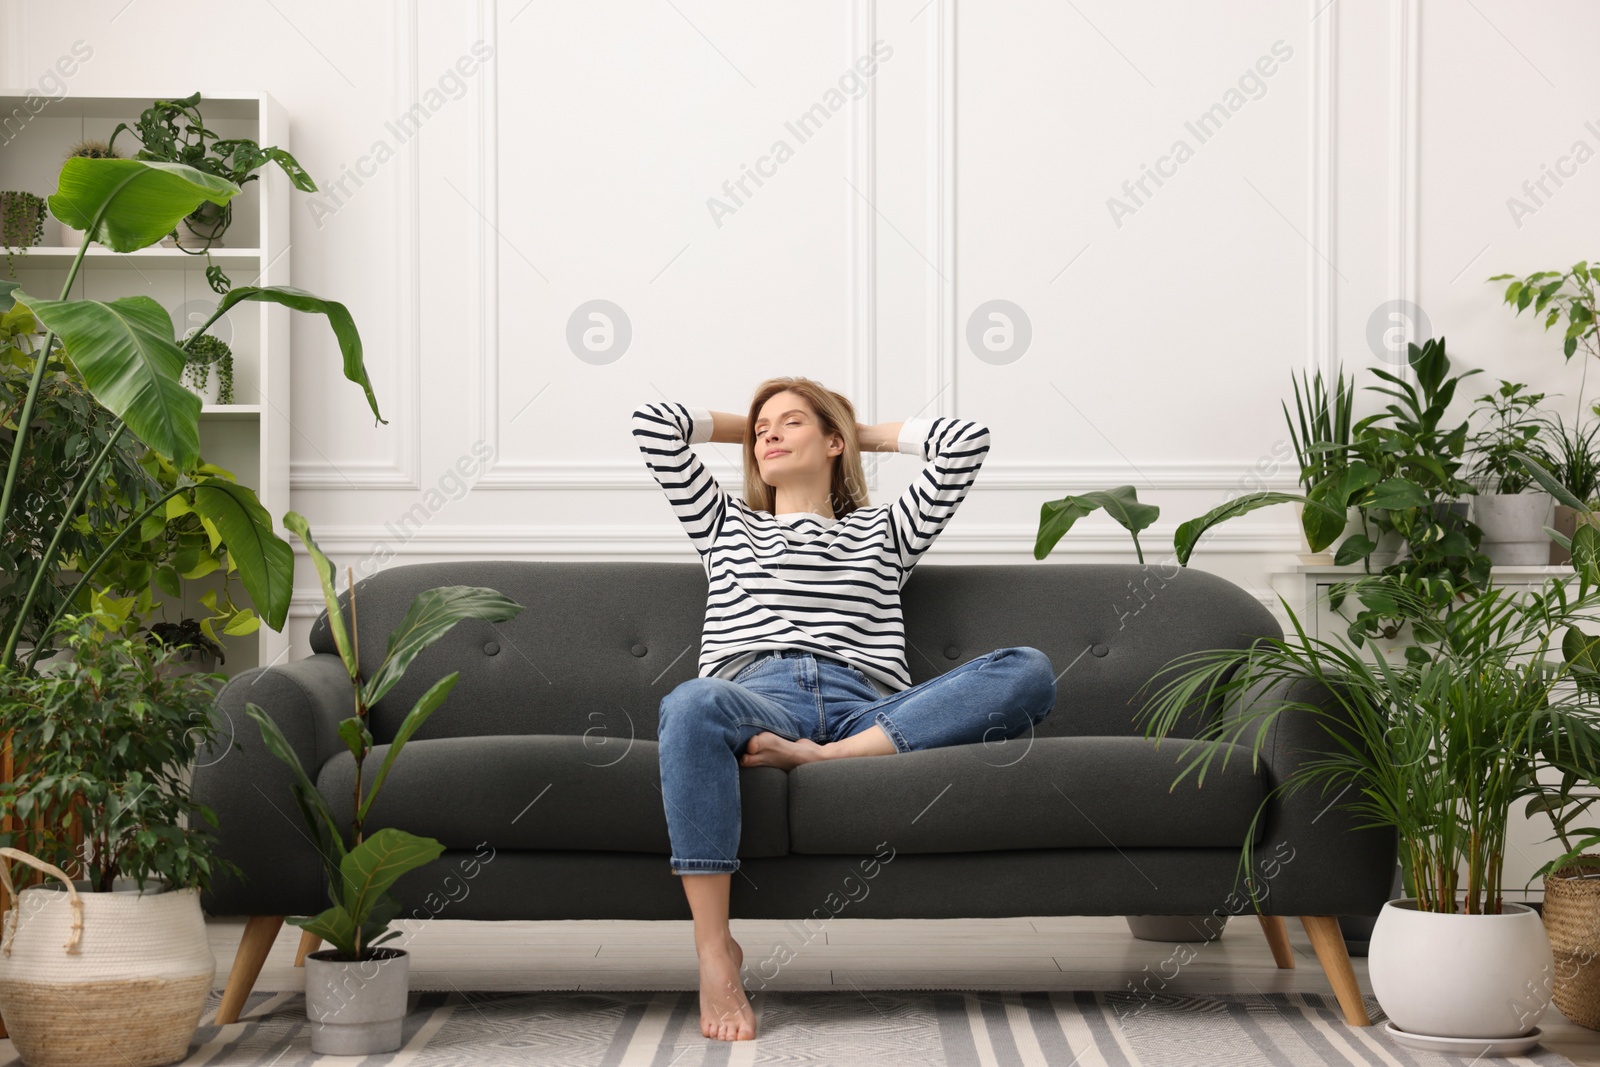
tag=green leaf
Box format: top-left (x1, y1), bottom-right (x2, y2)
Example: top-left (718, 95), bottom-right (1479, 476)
top-left (283, 511), bottom-right (356, 681)
top-left (288, 905), bottom-right (357, 958)
top-left (154, 564), bottom-right (182, 597)
top-left (211, 286), bottom-right (385, 426)
top-left (0, 280), bottom-right (18, 313)
top-left (339, 828), bottom-right (443, 931)
top-left (359, 673), bottom-right (458, 823)
top-left (190, 478), bottom-right (294, 633)
top-left (337, 716), bottom-right (372, 761)
top-left (1363, 478), bottom-right (1429, 510)
top-left (48, 157), bottom-right (239, 252)
top-left (1034, 486), bottom-right (1159, 560)
top-left (221, 609), bottom-right (259, 636)
top-left (1512, 450), bottom-right (1588, 510)
top-left (1174, 491), bottom-right (1332, 566)
top-left (12, 292), bottom-right (200, 468)
top-left (1573, 523), bottom-right (1600, 585)
top-left (360, 587), bottom-right (526, 708)
top-left (1334, 534), bottom-right (1377, 566)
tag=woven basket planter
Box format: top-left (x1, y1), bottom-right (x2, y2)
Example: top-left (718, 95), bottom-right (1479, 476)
top-left (1544, 853), bottom-right (1600, 1031)
top-left (0, 848), bottom-right (214, 1067)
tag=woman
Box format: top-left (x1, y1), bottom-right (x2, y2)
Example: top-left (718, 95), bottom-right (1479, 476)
top-left (630, 377), bottom-right (1057, 1042)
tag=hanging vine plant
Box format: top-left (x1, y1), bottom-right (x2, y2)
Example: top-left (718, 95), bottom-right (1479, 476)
top-left (181, 332), bottom-right (234, 404)
top-left (1, 191), bottom-right (46, 278)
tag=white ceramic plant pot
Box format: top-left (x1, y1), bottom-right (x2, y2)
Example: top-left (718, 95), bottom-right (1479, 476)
top-left (1296, 503), bottom-right (1404, 566)
top-left (0, 849), bottom-right (214, 1067)
top-left (304, 947), bottom-right (411, 1055)
top-left (181, 368), bottom-right (222, 406)
top-left (1368, 898), bottom-right (1554, 1039)
top-left (1472, 491), bottom-right (1554, 566)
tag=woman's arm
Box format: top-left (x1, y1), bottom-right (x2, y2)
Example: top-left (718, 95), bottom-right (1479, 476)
top-left (702, 411), bottom-right (904, 451)
top-left (885, 416), bottom-right (992, 574)
top-left (631, 402), bottom-right (731, 563)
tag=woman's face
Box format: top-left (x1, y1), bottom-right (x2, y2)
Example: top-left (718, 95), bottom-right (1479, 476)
top-left (752, 391), bottom-right (840, 482)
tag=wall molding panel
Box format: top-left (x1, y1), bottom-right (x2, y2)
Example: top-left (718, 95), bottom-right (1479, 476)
top-left (290, 0), bottom-right (422, 489)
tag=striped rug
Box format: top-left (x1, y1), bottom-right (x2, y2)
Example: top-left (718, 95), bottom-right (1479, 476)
top-left (13, 988), bottom-right (1578, 1066)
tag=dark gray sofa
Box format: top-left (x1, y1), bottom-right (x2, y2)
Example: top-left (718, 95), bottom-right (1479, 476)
top-left (195, 559), bottom-right (1396, 1026)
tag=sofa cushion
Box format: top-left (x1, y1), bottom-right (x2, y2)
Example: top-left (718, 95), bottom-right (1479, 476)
top-left (787, 736), bottom-right (1265, 855)
top-left (318, 735), bottom-right (790, 858)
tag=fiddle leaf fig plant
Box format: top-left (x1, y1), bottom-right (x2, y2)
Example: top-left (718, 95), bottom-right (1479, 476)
top-left (242, 512), bottom-right (526, 960)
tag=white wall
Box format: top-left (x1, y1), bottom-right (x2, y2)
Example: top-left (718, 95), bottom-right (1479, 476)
top-left (4, 0), bottom-right (1599, 650)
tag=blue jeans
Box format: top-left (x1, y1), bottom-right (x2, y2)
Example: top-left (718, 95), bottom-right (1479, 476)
top-left (656, 646), bottom-right (1057, 875)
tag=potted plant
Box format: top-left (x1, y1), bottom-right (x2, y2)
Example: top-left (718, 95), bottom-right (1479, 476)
top-left (52, 139), bottom-right (124, 247)
top-left (1282, 362), bottom-right (1403, 565)
top-left (1525, 408), bottom-right (1600, 566)
top-left (0, 190), bottom-right (45, 278)
top-left (108, 91), bottom-right (316, 290)
top-left (1128, 562), bottom-right (1600, 1046)
top-left (1511, 453), bottom-right (1600, 1030)
top-left (179, 331), bottom-right (233, 405)
top-left (1463, 380), bottom-right (1553, 564)
top-left (1488, 262), bottom-right (1600, 567)
top-left (241, 512), bottom-right (524, 1054)
top-left (0, 609), bottom-right (239, 1067)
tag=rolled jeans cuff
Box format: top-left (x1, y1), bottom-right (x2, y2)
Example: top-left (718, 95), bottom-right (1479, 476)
top-left (874, 711), bottom-right (913, 753)
top-left (671, 857), bottom-right (740, 875)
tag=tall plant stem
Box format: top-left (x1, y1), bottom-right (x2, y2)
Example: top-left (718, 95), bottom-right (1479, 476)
top-left (1, 421), bottom-right (129, 671)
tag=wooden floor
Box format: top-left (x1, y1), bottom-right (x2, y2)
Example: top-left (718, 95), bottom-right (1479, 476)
top-left (5, 914), bottom-right (1596, 1062)
top-left (214, 913), bottom-right (1599, 1063)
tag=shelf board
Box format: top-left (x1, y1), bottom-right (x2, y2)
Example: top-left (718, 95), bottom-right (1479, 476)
top-left (10, 246), bottom-right (263, 271)
top-left (199, 404), bottom-right (261, 421)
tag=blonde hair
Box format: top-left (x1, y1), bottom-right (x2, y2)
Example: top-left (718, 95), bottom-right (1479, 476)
top-left (740, 377), bottom-right (872, 519)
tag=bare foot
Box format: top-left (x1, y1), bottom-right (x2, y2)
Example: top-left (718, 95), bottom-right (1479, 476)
top-left (697, 938), bottom-right (756, 1041)
top-left (738, 732), bottom-right (828, 771)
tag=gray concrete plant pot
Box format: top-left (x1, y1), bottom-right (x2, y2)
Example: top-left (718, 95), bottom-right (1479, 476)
top-left (1471, 491), bottom-right (1553, 566)
top-left (1125, 914), bottom-right (1229, 942)
top-left (304, 947), bottom-right (410, 1055)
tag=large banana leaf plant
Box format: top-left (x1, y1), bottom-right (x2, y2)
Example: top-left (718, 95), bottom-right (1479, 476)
top-left (244, 512), bottom-right (524, 959)
top-left (0, 156), bottom-right (387, 676)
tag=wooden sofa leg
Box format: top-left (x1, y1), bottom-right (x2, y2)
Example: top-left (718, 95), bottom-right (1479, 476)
top-left (1300, 915), bottom-right (1371, 1026)
top-left (215, 915), bottom-right (284, 1025)
top-left (1257, 914), bottom-right (1295, 969)
top-left (294, 929), bottom-right (321, 967)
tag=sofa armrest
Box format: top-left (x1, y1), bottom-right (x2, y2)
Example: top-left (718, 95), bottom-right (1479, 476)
top-left (192, 652), bottom-right (351, 917)
top-left (1213, 670), bottom-right (1399, 917)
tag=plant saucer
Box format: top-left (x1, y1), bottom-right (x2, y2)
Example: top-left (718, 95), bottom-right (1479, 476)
top-left (1383, 1021), bottom-right (1542, 1057)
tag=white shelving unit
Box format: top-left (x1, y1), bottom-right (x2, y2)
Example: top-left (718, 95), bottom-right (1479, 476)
top-left (1279, 561), bottom-right (1600, 905)
top-left (0, 90), bottom-right (294, 674)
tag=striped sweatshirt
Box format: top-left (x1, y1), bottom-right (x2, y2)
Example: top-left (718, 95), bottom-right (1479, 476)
top-left (631, 401), bottom-right (992, 695)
